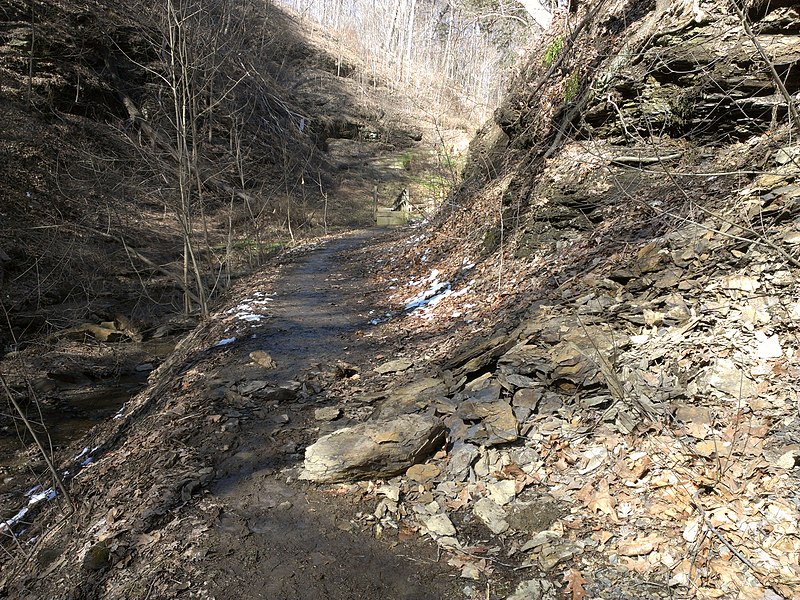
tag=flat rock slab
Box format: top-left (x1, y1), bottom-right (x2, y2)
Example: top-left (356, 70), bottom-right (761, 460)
top-left (456, 400), bottom-right (518, 446)
top-left (301, 414), bottom-right (446, 482)
top-left (374, 358), bottom-right (413, 374)
top-left (374, 377), bottom-right (448, 418)
top-left (314, 406), bottom-right (341, 421)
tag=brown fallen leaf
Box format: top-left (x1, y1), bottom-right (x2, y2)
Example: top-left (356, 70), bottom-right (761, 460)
top-left (685, 421), bottom-right (709, 440)
top-left (586, 479), bottom-right (617, 521)
top-left (695, 439), bottom-right (720, 457)
top-left (563, 568), bottom-right (587, 600)
top-left (617, 536), bottom-right (658, 557)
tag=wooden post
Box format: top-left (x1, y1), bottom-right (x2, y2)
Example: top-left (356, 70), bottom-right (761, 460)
top-left (373, 184), bottom-right (378, 224)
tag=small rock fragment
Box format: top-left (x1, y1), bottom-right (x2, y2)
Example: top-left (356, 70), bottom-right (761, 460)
top-left (314, 407), bottom-right (341, 421)
top-left (473, 497), bottom-right (509, 534)
top-left (406, 463), bottom-right (441, 482)
top-left (506, 579), bottom-right (556, 600)
top-left (488, 480), bottom-right (516, 506)
top-left (82, 542), bottom-right (110, 571)
top-left (374, 358), bottom-right (413, 374)
top-left (377, 483), bottom-right (401, 502)
top-left (538, 542), bottom-right (580, 571)
top-left (457, 400), bottom-right (518, 446)
top-left (250, 350), bottom-right (277, 369)
top-left (756, 333), bottom-right (782, 359)
top-left (238, 380), bottom-right (268, 395)
top-left (776, 449), bottom-right (799, 470)
top-left (707, 358), bottom-right (758, 400)
top-left (424, 513), bottom-right (457, 537)
top-left (460, 563), bottom-right (481, 580)
top-left (445, 443), bottom-right (479, 480)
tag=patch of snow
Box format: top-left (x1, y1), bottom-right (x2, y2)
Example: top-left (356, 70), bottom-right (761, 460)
top-left (237, 313), bottom-right (264, 322)
top-left (113, 403), bottom-right (126, 419)
top-left (0, 487), bottom-right (57, 535)
top-left (29, 488), bottom-right (57, 505)
top-left (0, 507), bottom-right (29, 533)
top-left (404, 280), bottom-right (451, 311)
top-left (225, 295), bottom-right (273, 324)
top-left (404, 267), bottom-right (474, 317)
top-left (213, 337), bottom-right (237, 347)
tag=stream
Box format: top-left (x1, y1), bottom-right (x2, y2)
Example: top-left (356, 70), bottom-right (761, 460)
top-left (0, 338), bottom-right (176, 514)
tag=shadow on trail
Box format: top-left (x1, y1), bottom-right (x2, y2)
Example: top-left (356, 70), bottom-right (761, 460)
top-left (193, 229), bottom-right (463, 598)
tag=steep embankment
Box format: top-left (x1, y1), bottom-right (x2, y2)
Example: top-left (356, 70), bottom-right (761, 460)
top-left (362, 0), bottom-right (800, 597)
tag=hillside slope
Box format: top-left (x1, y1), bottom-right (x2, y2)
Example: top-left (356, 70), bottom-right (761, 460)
top-left (368, 0), bottom-right (800, 597)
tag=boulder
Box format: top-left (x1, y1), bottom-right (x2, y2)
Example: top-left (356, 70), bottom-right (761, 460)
top-left (300, 414), bottom-right (446, 482)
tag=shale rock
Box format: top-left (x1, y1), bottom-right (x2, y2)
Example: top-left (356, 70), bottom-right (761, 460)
top-left (300, 414), bottom-right (446, 482)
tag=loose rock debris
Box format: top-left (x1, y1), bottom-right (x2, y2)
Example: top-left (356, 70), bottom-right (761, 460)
top-left (323, 143), bottom-right (800, 599)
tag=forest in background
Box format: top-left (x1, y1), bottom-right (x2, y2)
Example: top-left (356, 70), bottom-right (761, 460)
top-left (281, 0), bottom-right (539, 119)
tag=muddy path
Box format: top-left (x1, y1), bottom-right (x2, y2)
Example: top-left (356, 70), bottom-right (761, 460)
top-left (2, 230), bottom-right (460, 599)
top-left (201, 230), bottom-right (457, 599)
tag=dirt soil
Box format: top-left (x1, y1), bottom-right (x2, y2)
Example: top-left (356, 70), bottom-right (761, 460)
top-left (203, 230), bottom-right (459, 598)
top-left (1, 230), bottom-right (464, 599)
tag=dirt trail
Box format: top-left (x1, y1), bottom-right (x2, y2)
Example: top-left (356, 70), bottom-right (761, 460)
top-left (233, 230), bottom-right (386, 380)
top-left (1, 230), bottom-right (461, 599)
top-left (177, 231), bottom-right (458, 599)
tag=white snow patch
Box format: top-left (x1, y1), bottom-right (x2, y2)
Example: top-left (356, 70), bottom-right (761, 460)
top-left (226, 294), bottom-right (273, 324)
top-left (213, 337), bottom-right (237, 347)
top-left (1, 507), bottom-right (29, 533)
top-left (1, 487), bottom-right (57, 534)
top-left (404, 280), bottom-right (451, 311)
top-left (237, 314), bottom-right (264, 322)
top-left (403, 267), bottom-right (473, 318)
top-left (29, 488), bottom-right (57, 505)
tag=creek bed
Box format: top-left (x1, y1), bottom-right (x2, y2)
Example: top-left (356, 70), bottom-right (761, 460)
top-left (0, 338), bottom-right (176, 522)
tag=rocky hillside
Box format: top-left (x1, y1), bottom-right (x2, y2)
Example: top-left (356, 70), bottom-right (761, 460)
top-left (366, 0), bottom-right (800, 597)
